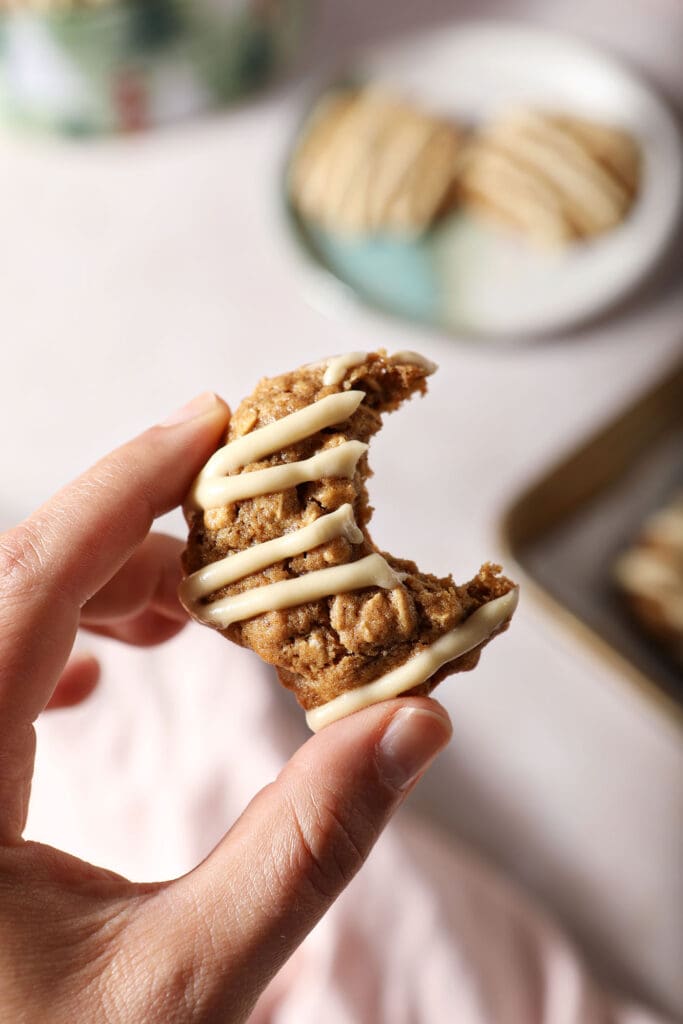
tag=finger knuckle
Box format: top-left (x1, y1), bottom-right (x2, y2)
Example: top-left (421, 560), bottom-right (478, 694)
top-left (0, 523), bottom-right (47, 597)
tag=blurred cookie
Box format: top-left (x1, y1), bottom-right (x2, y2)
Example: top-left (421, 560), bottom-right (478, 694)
top-left (180, 350), bottom-right (517, 730)
top-left (614, 492), bottom-right (683, 663)
top-left (458, 109), bottom-right (641, 246)
top-left (289, 87), bottom-right (461, 237)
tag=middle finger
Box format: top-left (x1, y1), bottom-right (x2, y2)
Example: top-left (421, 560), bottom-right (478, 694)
top-left (81, 532), bottom-right (186, 627)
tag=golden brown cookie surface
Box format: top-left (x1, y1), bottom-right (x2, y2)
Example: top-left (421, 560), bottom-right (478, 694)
top-left (181, 351), bottom-right (517, 726)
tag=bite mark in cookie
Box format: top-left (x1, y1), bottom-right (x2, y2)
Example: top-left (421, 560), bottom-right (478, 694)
top-left (180, 351), bottom-right (517, 729)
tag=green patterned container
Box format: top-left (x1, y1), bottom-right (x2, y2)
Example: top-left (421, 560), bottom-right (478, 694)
top-left (0, 0), bottom-right (307, 134)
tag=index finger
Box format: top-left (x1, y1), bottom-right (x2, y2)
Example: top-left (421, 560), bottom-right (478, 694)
top-left (0, 392), bottom-right (228, 728)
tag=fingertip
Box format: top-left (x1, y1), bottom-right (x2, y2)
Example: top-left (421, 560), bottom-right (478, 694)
top-left (302, 696), bottom-right (452, 795)
top-left (310, 694), bottom-right (452, 743)
top-left (382, 694), bottom-right (452, 729)
top-left (160, 392), bottom-right (230, 429)
top-left (291, 695), bottom-right (451, 802)
top-left (375, 703), bottom-right (451, 793)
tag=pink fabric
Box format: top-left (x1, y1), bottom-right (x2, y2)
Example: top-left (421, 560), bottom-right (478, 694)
top-left (26, 624), bottom-right (667, 1024)
top-left (253, 822), bottom-right (661, 1024)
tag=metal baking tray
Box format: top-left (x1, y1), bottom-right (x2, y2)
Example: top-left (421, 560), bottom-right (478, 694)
top-left (502, 360), bottom-right (683, 722)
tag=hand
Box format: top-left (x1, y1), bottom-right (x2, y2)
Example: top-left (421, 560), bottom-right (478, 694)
top-left (0, 392), bottom-right (452, 1024)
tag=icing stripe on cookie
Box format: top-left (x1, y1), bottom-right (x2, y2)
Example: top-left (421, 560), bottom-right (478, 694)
top-left (194, 440), bottom-right (368, 509)
top-left (179, 503), bottom-right (363, 605)
top-left (323, 352), bottom-right (368, 385)
top-left (190, 389), bottom-right (366, 507)
top-left (184, 375), bottom-right (398, 625)
top-left (389, 351), bottom-right (438, 374)
top-left (306, 588), bottom-right (519, 731)
top-left (201, 553), bottom-right (401, 628)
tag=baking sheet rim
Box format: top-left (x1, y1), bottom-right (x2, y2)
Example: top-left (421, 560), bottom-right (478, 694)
top-left (498, 526), bottom-right (683, 732)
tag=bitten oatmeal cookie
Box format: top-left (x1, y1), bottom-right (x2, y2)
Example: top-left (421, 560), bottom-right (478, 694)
top-left (180, 350), bottom-right (517, 730)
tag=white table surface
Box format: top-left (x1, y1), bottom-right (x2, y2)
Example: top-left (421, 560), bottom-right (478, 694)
top-left (1, 0), bottom-right (682, 1017)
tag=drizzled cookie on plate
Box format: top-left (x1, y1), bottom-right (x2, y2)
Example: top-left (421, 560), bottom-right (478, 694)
top-left (289, 88), bottom-right (461, 238)
top-left (458, 108), bottom-right (641, 246)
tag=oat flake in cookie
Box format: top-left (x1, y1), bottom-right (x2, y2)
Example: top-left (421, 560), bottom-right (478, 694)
top-left (180, 351), bottom-right (518, 730)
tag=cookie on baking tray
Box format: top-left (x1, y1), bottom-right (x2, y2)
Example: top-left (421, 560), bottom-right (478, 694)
top-left (614, 492), bottom-right (683, 664)
top-left (180, 350), bottom-right (517, 730)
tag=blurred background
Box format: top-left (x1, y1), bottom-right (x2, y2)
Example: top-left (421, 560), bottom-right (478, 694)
top-left (0, 0), bottom-right (681, 1019)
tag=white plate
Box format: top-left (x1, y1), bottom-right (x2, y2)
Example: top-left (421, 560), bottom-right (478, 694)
top-left (287, 21), bottom-right (683, 339)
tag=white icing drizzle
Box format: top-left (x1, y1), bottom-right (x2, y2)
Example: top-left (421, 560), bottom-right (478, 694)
top-left (179, 503), bottom-right (363, 605)
top-left (323, 352), bottom-right (368, 386)
top-left (322, 349), bottom-right (437, 389)
top-left (189, 390), bottom-right (365, 507)
top-left (306, 588), bottom-right (519, 731)
top-left (201, 553), bottom-right (400, 629)
top-left (194, 439), bottom-right (368, 509)
top-left (389, 350), bottom-right (438, 375)
top-left (183, 370), bottom-right (398, 628)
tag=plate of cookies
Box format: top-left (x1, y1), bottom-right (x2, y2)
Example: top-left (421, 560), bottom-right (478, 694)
top-left (284, 22), bottom-right (683, 338)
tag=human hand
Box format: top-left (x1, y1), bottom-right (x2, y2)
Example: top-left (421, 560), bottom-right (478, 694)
top-left (0, 392), bottom-right (452, 1024)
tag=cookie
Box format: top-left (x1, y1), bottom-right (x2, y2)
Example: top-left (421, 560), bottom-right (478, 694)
top-left (288, 87), bottom-right (461, 237)
top-left (180, 351), bottom-right (518, 730)
top-left (457, 109), bottom-right (641, 246)
top-left (614, 492), bottom-right (683, 663)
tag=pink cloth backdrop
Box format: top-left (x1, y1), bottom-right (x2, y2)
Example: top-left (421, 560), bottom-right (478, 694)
top-left (28, 623), bottom-right (668, 1023)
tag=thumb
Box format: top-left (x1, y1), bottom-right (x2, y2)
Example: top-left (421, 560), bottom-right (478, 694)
top-left (147, 697), bottom-right (451, 1022)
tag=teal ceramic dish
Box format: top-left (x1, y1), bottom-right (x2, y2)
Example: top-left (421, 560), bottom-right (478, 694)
top-left (283, 23), bottom-right (682, 340)
top-left (0, 0), bottom-right (307, 134)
